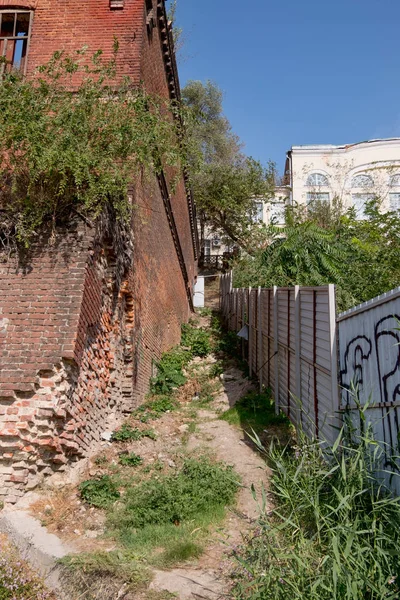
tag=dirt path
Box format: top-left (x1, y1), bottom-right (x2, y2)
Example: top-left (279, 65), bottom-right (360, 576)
top-left (1, 314), bottom-right (273, 600)
top-left (149, 371), bottom-right (269, 600)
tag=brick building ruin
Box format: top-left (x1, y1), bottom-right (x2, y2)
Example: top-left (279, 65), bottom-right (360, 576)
top-left (0, 0), bottom-right (198, 502)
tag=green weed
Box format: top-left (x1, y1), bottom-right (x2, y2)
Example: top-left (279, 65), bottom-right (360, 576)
top-left (196, 307), bottom-right (212, 317)
top-left (160, 540), bottom-right (203, 566)
top-left (209, 361), bottom-right (224, 378)
top-left (151, 348), bottom-right (191, 395)
top-left (188, 421), bottom-right (197, 433)
top-left (110, 457), bottom-right (239, 529)
top-left (111, 425), bottom-right (156, 442)
top-left (79, 476), bottom-right (120, 509)
top-left (106, 456), bottom-right (239, 565)
top-left (119, 453), bottom-right (143, 467)
top-left (181, 323), bottom-right (212, 357)
top-left (93, 455), bottom-right (108, 466)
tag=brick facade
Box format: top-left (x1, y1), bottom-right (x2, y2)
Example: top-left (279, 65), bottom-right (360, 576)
top-left (0, 0), bottom-right (198, 502)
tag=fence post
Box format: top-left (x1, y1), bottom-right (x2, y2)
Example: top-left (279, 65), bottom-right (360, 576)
top-left (294, 285), bottom-right (301, 428)
top-left (257, 287), bottom-right (263, 392)
top-left (235, 289), bottom-right (239, 331)
top-left (273, 286), bottom-right (279, 415)
top-left (329, 284), bottom-right (340, 435)
top-left (242, 289), bottom-right (246, 360)
top-left (248, 288), bottom-right (253, 374)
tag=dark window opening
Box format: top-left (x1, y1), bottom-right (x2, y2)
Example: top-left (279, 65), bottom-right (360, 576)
top-left (0, 11), bottom-right (32, 75)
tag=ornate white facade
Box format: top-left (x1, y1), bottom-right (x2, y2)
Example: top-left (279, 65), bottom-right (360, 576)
top-left (285, 138), bottom-right (400, 218)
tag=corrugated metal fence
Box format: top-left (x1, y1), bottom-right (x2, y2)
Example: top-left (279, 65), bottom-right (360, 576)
top-left (220, 274), bottom-right (400, 486)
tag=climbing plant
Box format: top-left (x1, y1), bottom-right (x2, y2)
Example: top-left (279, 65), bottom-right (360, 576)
top-left (0, 47), bottom-right (186, 246)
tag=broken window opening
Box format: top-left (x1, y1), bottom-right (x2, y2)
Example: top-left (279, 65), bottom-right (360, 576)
top-left (0, 10), bottom-right (32, 76)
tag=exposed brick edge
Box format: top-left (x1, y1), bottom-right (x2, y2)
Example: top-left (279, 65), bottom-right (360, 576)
top-left (157, 171), bottom-right (194, 311)
top-left (157, 0), bottom-right (199, 262)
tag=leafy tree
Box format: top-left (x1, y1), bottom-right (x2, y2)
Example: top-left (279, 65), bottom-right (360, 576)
top-left (182, 80), bottom-right (274, 254)
top-left (232, 202), bottom-right (400, 311)
top-left (0, 48), bottom-right (185, 246)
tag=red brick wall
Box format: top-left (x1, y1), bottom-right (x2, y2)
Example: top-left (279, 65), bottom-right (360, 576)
top-left (140, 3), bottom-right (197, 285)
top-left (25, 0), bottom-right (145, 83)
top-left (0, 0), bottom-right (197, 502)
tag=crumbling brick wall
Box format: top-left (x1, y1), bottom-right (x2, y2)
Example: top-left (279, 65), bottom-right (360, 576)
top-left (0, 0), bottom-right (197, 501)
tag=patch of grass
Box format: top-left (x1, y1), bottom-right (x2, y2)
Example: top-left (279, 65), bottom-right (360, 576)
top-left (79, 476), bottom-right (120, 508)
top-left (110, 457), bottom-right (239, 529)
top-left (107, 456), bottom-right (239, 565)
top-left (93, 454), bottom-right (108, 466)
top-left (181, 323), bottom-right (212, 357)
top-left (111, 424), bottom-right (157, 442)
top-left (188, 421), bottom-right (197, 433)
top-left (119, 452), bottom-right (143, 467)
top-left (133, 396), bottom-right (177, 423)
top-left (220, 390), bottom-right (288, 435)
top-left (119, 508), bottom-right (225, 568)
top-left (232, 422), bottom-right (400, 600)
top-left (159, 540), bottom-right (203, 566)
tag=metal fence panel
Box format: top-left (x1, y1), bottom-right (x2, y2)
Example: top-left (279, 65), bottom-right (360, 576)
top-left (219, 275), bottom-right (400, 493)
top-left (337, 287), bottom-right (400, 493)
top-left (220, 273), bottom-right (338, 444)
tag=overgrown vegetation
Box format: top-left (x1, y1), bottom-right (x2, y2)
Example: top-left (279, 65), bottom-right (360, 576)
top-left (233, 201), bottom-right (400, 311)
top-left (181, 323), bottom-right (212, 357)
top-left (110, 456), bottom-right (239, 530)
top-left (232, 420), bottom-right (400, 599)
top-left (150, 322), bottom-right (213, 395)
top-left (150, 348), bottom-right (190, 395)
top-left (79, 476), bottom-right (120, 508)
top-left (0, 48), bottom-right (186, 246)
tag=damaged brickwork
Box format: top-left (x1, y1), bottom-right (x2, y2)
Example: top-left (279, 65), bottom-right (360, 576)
top-left (0, 0), bottom-right (198, 502)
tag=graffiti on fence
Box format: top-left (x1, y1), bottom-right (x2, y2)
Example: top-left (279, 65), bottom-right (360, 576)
top-left (339, 312), bottom-right (400, 407)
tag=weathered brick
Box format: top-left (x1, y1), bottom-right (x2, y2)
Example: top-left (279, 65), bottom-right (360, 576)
top-left (0, 0), bottom-right (197, 503)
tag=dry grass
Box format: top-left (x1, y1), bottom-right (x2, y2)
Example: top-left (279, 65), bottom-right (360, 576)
top-left (30, 486), bottom-right (77, 531)
top-left (176, 375), bottom-right (203, 404)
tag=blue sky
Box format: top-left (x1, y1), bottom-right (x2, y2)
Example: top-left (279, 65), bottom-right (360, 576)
top-left (173, 0), bottom-right (400, 174)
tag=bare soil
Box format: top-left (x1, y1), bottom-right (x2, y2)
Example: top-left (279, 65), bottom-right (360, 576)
top-left (4, 311), bottom-right (278, 599)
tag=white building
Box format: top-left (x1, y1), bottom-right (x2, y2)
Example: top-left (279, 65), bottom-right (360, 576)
top-left (200, 138), bottom-right (400, 265)
top-left (285, 138), bottom-right (400, 218)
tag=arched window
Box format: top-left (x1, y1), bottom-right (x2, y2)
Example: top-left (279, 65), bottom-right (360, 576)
top-left (351, 174), bottom-right (374, 188)
top-left (306, 173), bottom-right (329, 186)
top-left (389, 174), bottom-right (400, 187)
top-left (0, 10), bottom-right (32, 75)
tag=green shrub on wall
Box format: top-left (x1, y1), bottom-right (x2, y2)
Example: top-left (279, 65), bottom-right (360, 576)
top-left (0, 46), bottom-right (187, 246)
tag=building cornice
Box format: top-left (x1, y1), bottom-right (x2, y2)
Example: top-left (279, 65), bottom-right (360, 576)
top-left (290, 138), bottom-right (400, 156)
